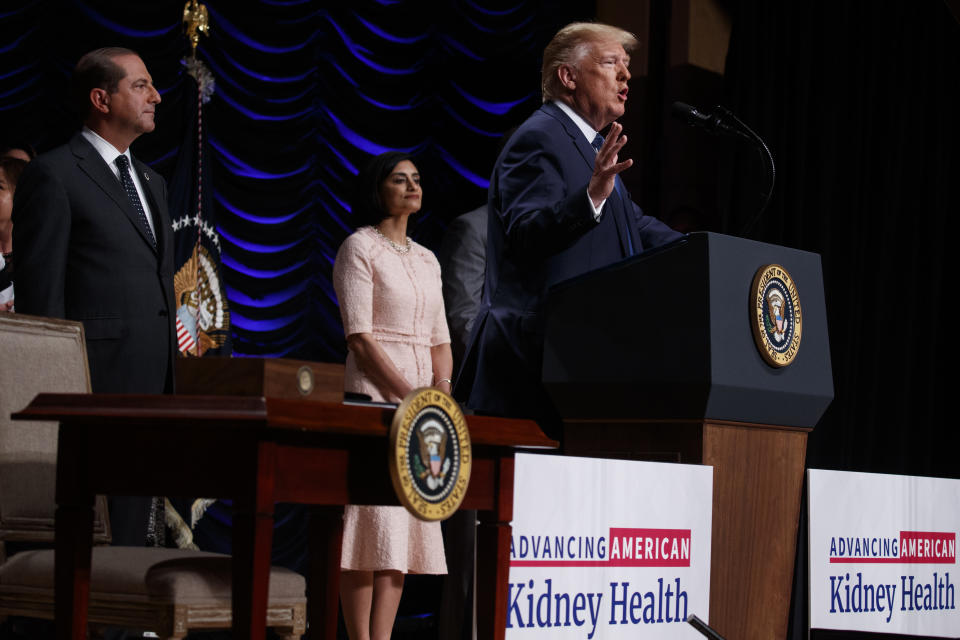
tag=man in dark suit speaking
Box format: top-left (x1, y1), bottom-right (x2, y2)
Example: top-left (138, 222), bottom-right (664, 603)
top-left (456, 23), bottom-right (683, 435)
top-left (13, 47), bottom-right (175, 545)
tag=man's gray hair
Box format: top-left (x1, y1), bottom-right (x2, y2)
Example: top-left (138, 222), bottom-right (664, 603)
top-left (541, 22), bottom-right (639, 103)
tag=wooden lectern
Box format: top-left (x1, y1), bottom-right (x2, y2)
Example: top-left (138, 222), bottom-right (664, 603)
top-left (14, 370), bottom-right (555, 640)
top-left (542, 231), bottom-right (834, 640)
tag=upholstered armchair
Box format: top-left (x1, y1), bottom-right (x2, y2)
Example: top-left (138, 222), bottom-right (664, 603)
top-left (0, 314), bottom-right (306, 639)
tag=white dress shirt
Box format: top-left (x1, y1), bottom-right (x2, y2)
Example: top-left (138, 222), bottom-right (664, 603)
top-left (80, 127), bottom-right (157, 238)
top-left (553, 100), bottom-right (607, 219)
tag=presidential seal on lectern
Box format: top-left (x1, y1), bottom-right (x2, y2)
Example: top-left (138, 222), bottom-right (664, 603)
top-left (751, 263), bottom-right (803, 367)
top-left (389, 387), bottom-right (471, 521)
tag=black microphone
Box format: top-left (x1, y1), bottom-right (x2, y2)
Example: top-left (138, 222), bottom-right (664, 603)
top-left (671, 101), bottom-right (746, 139)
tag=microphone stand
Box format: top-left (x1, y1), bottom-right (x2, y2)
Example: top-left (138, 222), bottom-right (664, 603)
top-left (719, 106), bottom-right (776, 237)
top-left (671, 102), bottom-right (776, 237)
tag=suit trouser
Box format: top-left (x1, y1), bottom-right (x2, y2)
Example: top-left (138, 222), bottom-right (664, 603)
top-left (438, 508), bottom-right (476, 640)
top-left (107, 495), bottom-right (154, 547)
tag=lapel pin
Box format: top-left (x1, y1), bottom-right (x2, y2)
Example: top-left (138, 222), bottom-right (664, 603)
top-left (143, 173), bottom-right (150, 181)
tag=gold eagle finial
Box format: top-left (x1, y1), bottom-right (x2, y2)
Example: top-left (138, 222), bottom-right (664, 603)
top-left (182, 0), bottom-right (210, 55)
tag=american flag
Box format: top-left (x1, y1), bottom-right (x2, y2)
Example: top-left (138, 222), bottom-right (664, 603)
top-left (176, 316), bottom-right (196, 354)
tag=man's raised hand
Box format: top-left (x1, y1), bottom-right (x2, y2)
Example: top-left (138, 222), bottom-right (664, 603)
top-left (588, 121), bottom-right (633, 208)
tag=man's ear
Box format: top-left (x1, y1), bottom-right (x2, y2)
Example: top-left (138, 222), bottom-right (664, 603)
top-left (558, 64), bottom-right (577, 91)
top-left (90, 88), bottom-right (110, 115)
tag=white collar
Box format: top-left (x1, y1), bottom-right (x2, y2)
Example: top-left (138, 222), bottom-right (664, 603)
top-left (552, 100), bottom-right (599, 144)
top-left (81, 127), bottom-right (132, 168)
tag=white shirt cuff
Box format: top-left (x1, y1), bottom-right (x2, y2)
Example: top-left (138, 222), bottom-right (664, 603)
top-left (588, 192), bottom-right (606, 221)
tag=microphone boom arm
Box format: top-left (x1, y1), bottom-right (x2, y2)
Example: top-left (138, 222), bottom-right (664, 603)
top-left (719, 106), bottom-right (776, 236)
top-left (670, 102), bottom-right (776, 237)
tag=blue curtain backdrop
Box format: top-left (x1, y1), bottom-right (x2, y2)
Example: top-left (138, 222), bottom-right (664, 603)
top-left (0, 0), bottom-right (590, 360)
top-left (0, 0), bottom-right (590, 585)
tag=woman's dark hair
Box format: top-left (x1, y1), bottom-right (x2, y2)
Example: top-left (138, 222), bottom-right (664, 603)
top-left (0, 157), bottom-right (27, 188)
top-left (350, 151), bottom-right (416, 229)
top-left (1, 138), bottom-right (37, 161)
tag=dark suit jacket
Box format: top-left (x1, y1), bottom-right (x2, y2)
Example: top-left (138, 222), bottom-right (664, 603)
top-left (12, 132), bottom-right (176, 394)
top-left (456, 102), bottom-right (683, 427)
top-left (437, 204), bottom-right (488, 368)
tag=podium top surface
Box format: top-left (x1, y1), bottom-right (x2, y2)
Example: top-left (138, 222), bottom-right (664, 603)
top-left (543, 232), bottom-right (834, 427)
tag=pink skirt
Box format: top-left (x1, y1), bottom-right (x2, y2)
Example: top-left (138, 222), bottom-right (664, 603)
top-left (340, 505), bottom-right (447, 574)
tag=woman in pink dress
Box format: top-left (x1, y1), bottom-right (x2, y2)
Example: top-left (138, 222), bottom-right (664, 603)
top-left (332, 151), bottom-right (453, 640)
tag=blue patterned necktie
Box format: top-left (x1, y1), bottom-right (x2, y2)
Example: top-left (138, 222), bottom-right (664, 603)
top-left (115, 155), bottom-right (156, 248)
top-left (591, 132), bottom-right (604, 152)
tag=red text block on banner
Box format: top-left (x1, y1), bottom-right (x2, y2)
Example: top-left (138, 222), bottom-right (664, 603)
top-left (607, 528), bottom-right (691, 567)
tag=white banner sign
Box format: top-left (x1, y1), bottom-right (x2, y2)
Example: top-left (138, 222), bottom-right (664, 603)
top-left (808, 469), bottom-right (960, 637)
top-left (507, 453), bottom-right (713, 639)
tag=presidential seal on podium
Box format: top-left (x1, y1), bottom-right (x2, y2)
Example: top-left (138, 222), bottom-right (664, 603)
top-left (389, 387), bottom-right (472, 521)
top-left (751, 263), bottom-right (803, 367)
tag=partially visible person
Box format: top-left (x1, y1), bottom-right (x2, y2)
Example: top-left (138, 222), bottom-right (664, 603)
top-left (0, 157), bottom-right (27, 311)
top-left (1, 138), bottom-right (37, 163)
top-left (435, 128), bottom-right (519, 639)
top-left (435, 203), bottom-right (486, 640)
top-left (439, 128), bottom-right (516, 370)
top-left (437, 203), bottom-right (487, 366)
top-left (12, 47), bottom-right (176, 546)
top-left (332, 151), bottom-right (451, 640)
top-left (456, 22), bottom-right (684, 437)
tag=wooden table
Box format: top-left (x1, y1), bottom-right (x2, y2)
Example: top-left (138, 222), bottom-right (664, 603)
top-left (14, 393), bottom-right (555, 640)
